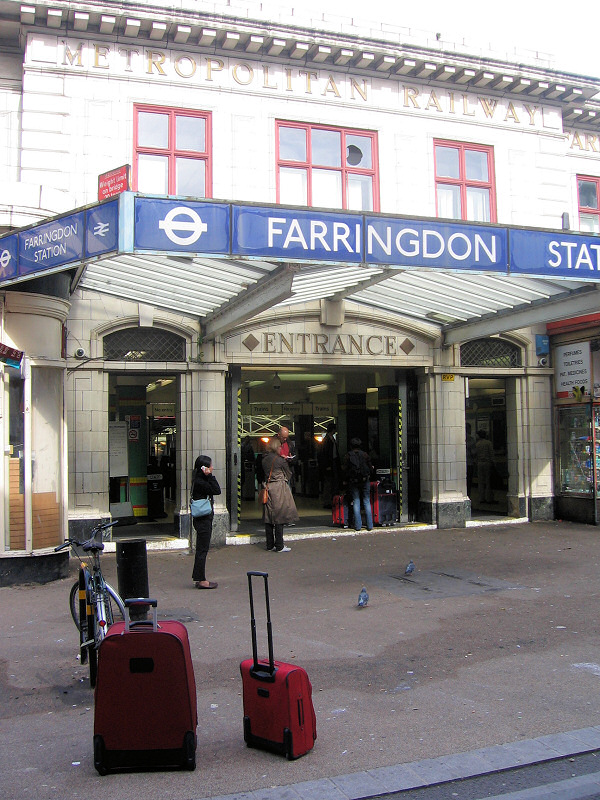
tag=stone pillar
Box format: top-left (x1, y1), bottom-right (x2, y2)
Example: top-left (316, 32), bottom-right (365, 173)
top-left (418, 370), bottom-right (469, 528)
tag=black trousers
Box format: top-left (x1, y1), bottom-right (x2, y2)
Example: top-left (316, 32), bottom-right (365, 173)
top-left (265, 523), bottom-right (284, 551)
top-left (192, 514), bottom-right (213, 582)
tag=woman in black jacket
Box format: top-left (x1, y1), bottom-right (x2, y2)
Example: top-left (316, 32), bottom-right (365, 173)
top-left (191, 454), bottom-right (221, 589)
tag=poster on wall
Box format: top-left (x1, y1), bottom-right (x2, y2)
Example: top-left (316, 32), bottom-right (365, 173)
top-left (109, 421), bottom-right (128, 477)
top-left (555, 342), bottom-right (592, 399)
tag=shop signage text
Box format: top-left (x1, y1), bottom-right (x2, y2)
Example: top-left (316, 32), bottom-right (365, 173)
top-left (555, 342), bottom-right (592, 399)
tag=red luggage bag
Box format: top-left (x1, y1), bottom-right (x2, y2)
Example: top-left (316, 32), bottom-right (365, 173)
top-left (370, 472), bottom-right (398, 526)
top-left (240, 571), bottom-right (316, 760)
top-left (93, 599), bottom-right (197, 775)
top-left (332, 494), bottom-right (350, 527)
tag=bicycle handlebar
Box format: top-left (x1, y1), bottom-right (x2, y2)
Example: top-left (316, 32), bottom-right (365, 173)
top-left (53, 520), bottom-right (121, 553)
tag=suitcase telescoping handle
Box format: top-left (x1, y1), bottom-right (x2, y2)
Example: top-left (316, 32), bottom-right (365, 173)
top-left (124, 598), bottom-right (158, 632)
top-left (247, 571), bottom-right (277, 681)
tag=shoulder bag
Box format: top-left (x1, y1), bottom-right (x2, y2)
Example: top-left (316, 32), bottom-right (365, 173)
top-left (190, 469), bottom-right (212, 517)
top-left (258, 463), bottom-right (274, 504)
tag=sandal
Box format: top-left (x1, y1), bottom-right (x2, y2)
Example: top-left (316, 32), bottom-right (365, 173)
top-left (195, 581), bottom-right (218, 590)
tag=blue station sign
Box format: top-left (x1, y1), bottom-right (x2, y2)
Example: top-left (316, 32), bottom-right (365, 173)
top-left (1, 193), bottom-right (599, 286)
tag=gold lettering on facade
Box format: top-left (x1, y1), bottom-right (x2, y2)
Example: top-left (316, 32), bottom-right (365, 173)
top-left (385, 336), bottom-right (397, 355)
top-left (425, 90), bottom-right (443, 112)
top-left (299, 70), bottom-right (317, 93)
top-left (232, 63), bottom-right (254, 85)
top-left (119, 47), bottom-right (139, 72)
top-left (147, 50), bottom-right (166, 75)
top-left (478, 97), bottom-right (498, 118)
top-left (366, 336), bottom-right (383, 355)
top-left (174, 55), bottom-right (196, 78)
top-left (314, 333), bottom-right (328, 353)
top-left (448, 91), bottom-right (456, 114)
top-left (504, 102), bottom-right (520, 123)
top-left (569, 132), bottom-right (584, 150)
top-left (63, 43), bottom-right (83, 66)
top-left (348, 335), bottom-right (363, 354)
top-left (263, 332), bottom-right (276, 352)
top-left (263, 66), bottom-right (278, 90)
top-left (350, 78), bottom-right (367, 101)
top-left (297, 333), bottom-right (310, 353)
top-left (285, 68), bottom-right (293, 91)
top-left (280, 333), bottom-right (294, 353)
top-left (331, 335), bottom-right (346, 354)
top-left (585, 134), bottom-right (599, 152)
top-left (523, 104), bottom-right (538, 125)
top-left (462, 95), bottom-right (475, 116)
top-left (206, 58), bottom-right (224, 81)
top-left (94, 44), bottom-right (110, 69)
top-left (322, 75), bottom-right (341, 97)
top-left (403, 86), bottom-right (420, 108)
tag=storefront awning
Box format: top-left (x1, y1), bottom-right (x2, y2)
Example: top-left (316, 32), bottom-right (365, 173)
top-left (1, 192), bottom-right (598, 340)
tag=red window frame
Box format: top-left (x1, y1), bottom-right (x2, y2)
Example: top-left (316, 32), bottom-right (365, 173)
top-left (133, 104), bottom-right (212, 196)
top-left (276, 121), bottom-right (380, 211)
top-left (434, 140), bottom-right (496, 222)
top-left (577, 174), bottom-right (600, 231)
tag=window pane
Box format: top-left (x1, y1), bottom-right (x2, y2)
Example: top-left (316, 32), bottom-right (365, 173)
top-left (465, 149), bottom-right (489, 182)
top-left (176, 157), bottom-right (206, 196)
top-left (312, 169), bottom-right (342, 208)
top-left (138, 112), bottom-right (169, 149)
top-left (346, 134), bottom-right (372, 168)
top-left (579, 179), bottom-right (598, 209)
top-left (435, 146), bottom-right (459, 178)
top-left (311, 129), bottom-right (341, 167)
top-left (279, 127), bottom-right (306, 162)
top-left (280, 167), bottom-right (307, 205)
top-left (138, 154), bottom-right (168, 193)
top-left (580, 213), bottom-right (600, 233)
top-left (347, 174), bottom-right (373, 211)
top-left (466, 186), bottom-right (490, 222)
top-left (176, 115), bottom-right (205, 153)
top-left (437, 184), bottom-right (461, 218)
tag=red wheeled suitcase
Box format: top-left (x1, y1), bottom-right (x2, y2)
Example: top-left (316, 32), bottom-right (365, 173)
top-left (332, 494), bottom-right (350, 527)
top-left (370, 472), bottom-right (398, 526)
top-left (240, 571), bottom-right (316, 760)
top-left (93, 599), bottom-right (197, 775)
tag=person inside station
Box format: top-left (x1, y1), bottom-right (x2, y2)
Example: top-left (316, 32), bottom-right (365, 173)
top-left (318, 423), bottom-right (341, 509)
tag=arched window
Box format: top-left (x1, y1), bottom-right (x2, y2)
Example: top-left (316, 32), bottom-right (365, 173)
top-left (103, 328), bottom-right (186, 361)
top-left (460, 338), bottom-right (522, 368)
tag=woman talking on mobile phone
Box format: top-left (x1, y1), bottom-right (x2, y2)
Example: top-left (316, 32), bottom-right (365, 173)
top-left (190, 454), bottom-right (221, 589)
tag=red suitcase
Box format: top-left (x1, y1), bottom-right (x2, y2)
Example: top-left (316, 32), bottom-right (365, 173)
top-left (332, 493), bottom-right (350, 527)
top-left (370, 472), bottom-right (398, 526)
top-left (93, 599), bottom-right (197, 775)
top-left (240, 571), bottom-right (316, 760)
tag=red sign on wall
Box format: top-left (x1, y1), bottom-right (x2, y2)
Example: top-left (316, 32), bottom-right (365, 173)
top-left (0, 343), bottom-right (24, 368)
top-left (98, 164), bottom-right (131, 201)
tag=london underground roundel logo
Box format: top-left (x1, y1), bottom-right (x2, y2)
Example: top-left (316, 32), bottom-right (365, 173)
top-left (158, 207), bottom-right (208, 246)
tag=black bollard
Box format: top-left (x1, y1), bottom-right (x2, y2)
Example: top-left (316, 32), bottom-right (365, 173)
top-left (116, 539), bottom-right (149, 620)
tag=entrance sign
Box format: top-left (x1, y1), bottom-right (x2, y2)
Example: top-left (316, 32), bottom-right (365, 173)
top-left (1, 192), bottom-right (600, 288)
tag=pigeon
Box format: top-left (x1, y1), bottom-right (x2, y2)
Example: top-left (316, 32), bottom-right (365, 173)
top-left (405, 560), bottom-right (415, 575)
top-left (358, 586), bottom-right (369, 608)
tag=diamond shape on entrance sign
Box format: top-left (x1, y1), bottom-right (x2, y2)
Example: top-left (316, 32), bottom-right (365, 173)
top-left (242, 334), bottom-right (260, 352)
top-left (400, 338), bottom-right (415, 354)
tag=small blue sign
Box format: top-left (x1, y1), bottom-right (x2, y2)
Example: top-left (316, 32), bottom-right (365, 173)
top-left (510, 228), bottom-right (600, 280)
top-left (134, 198), bottom-right (230, 253)
top-left (86, 200), bottom-right (119, 258)
top-left (0, 234), bottom-right (18, 281)
top-left (365, 216), bottom-right (508, 271)
top-left (233, 206), bottom-right (363, 263)
top-left (19, 212), bottom-right (84, 275)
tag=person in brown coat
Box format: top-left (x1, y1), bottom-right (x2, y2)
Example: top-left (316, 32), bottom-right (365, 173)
top-left (261, 437), bottom-right (299, 552)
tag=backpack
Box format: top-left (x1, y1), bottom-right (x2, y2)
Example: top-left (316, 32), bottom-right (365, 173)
top-left (347, 450), bottom-right (370, 485)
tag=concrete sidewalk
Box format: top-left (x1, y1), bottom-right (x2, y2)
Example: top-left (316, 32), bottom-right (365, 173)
top-left (2, 519), bottom-right (600, 800)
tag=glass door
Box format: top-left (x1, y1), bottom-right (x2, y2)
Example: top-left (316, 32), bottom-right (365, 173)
top-left (557, 405), bottom-right (593, 495)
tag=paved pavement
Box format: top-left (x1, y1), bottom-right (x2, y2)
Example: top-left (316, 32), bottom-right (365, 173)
top-left (2, 518), bottom-right (600, 800)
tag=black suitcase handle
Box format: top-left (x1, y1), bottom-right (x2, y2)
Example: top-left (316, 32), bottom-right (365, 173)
top-left (247, 571), bottom-right (278, 681)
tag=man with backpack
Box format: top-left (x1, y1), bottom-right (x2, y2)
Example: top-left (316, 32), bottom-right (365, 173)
top-left (343, 438), bottom-right (373, 532)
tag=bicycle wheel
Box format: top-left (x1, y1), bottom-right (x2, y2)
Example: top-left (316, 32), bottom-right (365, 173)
top-left (105, 582), bottom-right (125, 620)
top-left (69, 580), bottom-right (80, 628)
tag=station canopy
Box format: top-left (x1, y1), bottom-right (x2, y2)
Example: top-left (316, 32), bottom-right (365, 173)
top-left (1, 192), bottom-right (598, 345)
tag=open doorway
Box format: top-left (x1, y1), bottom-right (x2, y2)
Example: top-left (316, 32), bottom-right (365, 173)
top-left (466, 377), bottom-right (508, 515)
top-left (234, 366), bottom-right (417, 533)
top-left (108, 374), bottom-right (178, 538)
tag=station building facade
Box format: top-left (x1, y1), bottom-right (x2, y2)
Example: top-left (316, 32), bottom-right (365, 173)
top-left (1, 0), bottom-right (600, 578)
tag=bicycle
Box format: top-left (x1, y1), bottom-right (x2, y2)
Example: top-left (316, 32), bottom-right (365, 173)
top-left (55, 520), bottom-right (126, 688)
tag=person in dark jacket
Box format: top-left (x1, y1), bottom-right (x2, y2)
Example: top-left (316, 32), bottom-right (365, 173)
top-left (190, 454), bottom-right (221, 589)
top-left (342, 438), bottom-right (373, 532)
top-left (261, 437), bottom-right (299, 552)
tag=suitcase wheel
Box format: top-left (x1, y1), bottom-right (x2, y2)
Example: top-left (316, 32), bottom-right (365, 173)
top-left (284, 727), bottom-right (294, 760)
top-left (182, 731), bottom-right (196, 771)
top-left (243, 716), bottom-right (251, 746)
top-left (93, 734), bottom-right (108, 776)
